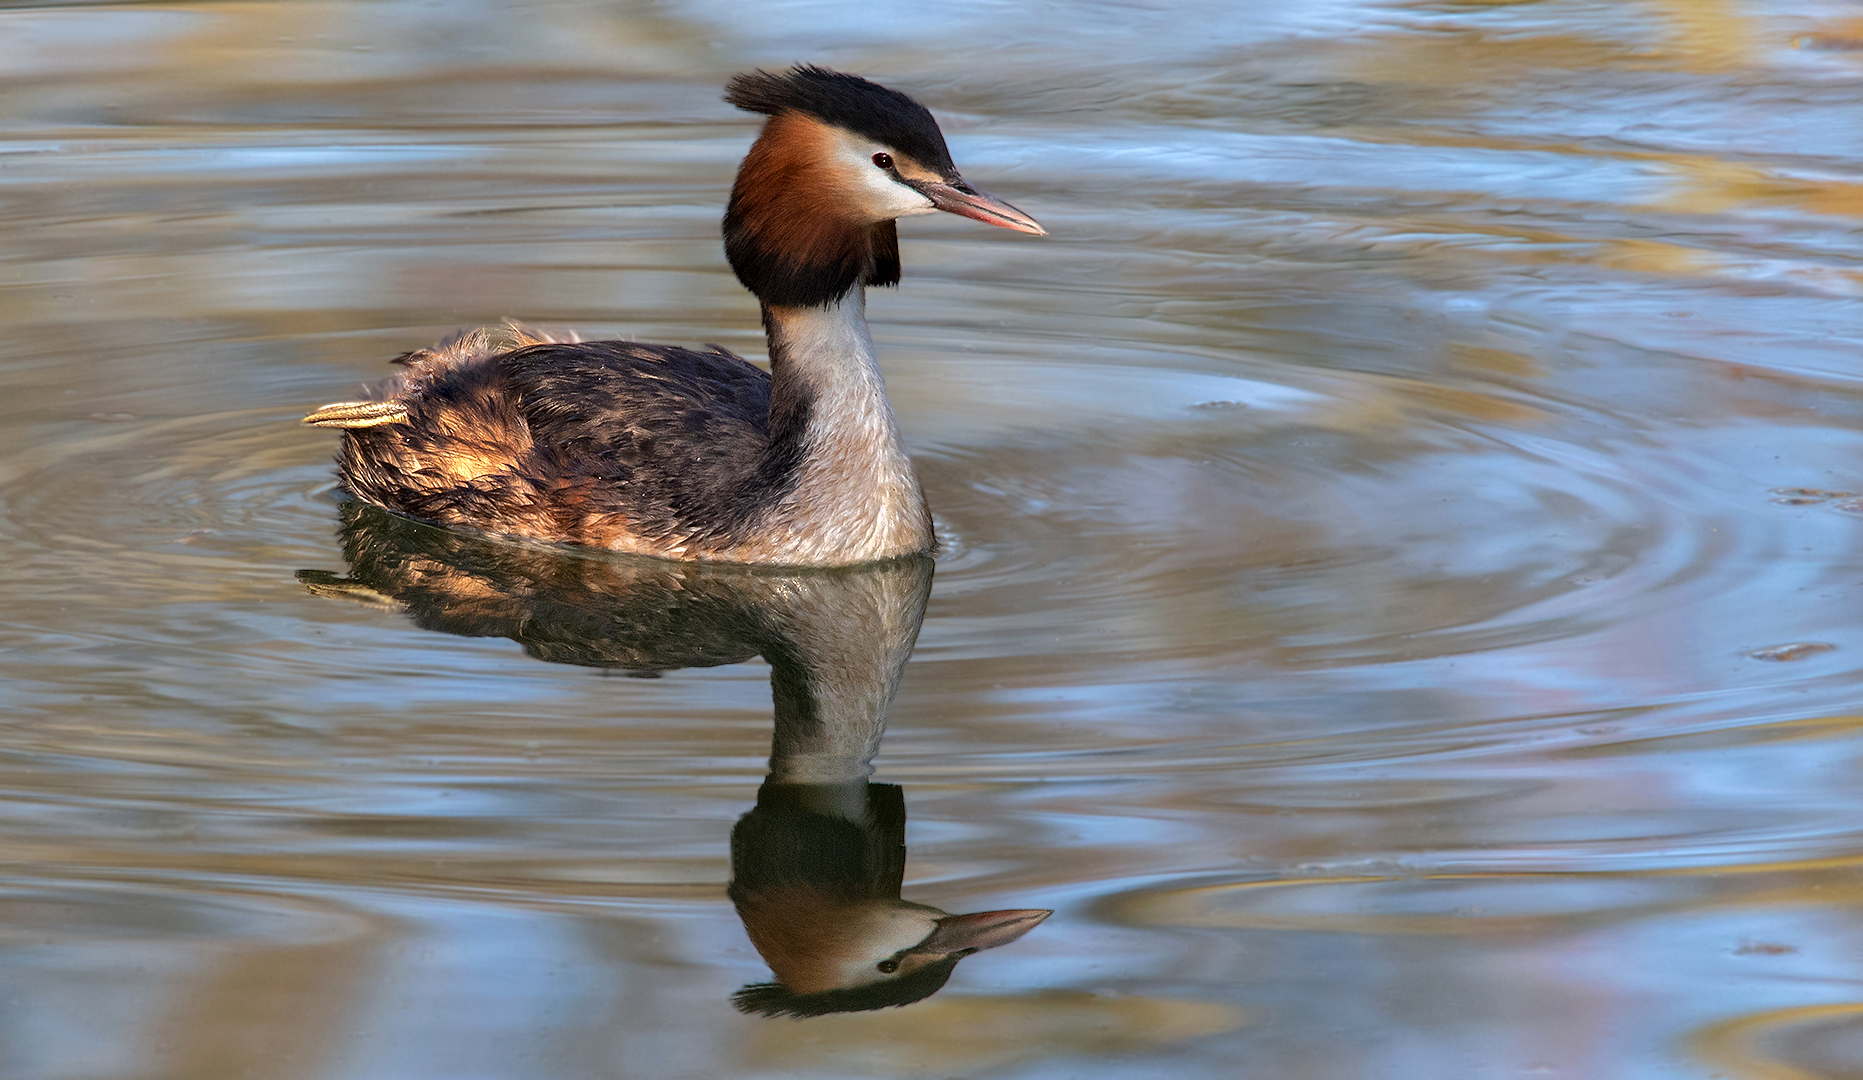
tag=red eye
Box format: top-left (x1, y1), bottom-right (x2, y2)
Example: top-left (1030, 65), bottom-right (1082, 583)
top-left (872, 153), bottom-right (894, 170)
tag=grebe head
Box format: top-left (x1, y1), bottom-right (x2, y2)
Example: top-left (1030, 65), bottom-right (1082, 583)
top-left (723, 66), bottom-right (1044, 308)
top-left (732, 900), bottom-right (1051, 1017)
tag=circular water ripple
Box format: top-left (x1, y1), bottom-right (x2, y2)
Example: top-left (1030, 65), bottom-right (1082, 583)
top-left (0, 401), bottom-right (370, 734)
top-left (0, 876), bottom-right (376, 949)
top-left (0, 405), bottom-right (335, 581)
top-left (915, 359), bottom-right (1776, 682)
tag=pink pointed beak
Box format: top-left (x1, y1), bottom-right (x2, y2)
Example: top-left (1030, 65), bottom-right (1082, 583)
top-left (912, 908), bottom-right (1052, 956)
top-left (912, 178), bottom-right (1047, 236)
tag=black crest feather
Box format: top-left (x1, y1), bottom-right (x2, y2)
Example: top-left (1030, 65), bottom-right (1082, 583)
top-left (732, 957), bottom-right (962, 1019)
top-left (725, 66), bottom-right (954, 174)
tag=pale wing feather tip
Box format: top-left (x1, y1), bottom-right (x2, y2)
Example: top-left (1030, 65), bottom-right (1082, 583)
top-left (302, 400), bottom-right (410, 428)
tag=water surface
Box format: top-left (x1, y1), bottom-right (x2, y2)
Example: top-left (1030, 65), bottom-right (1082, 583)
top-left (4, 1), bottom-right (1863, 1077)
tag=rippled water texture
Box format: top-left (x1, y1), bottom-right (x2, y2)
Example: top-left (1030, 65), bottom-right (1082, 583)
top-left (5, 1), bottom-right (1863, 1077)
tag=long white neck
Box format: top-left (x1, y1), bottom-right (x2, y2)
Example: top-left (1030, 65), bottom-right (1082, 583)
top-left (752, 291), bottom-right (933, 565)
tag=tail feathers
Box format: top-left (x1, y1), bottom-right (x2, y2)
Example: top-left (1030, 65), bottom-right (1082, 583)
top-left (305, 321), bottom-right (580, 428)
top-left (303, 400), bottom-right (410, 428)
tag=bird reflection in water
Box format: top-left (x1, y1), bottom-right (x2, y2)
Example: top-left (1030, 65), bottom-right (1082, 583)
top-left (298, 502), bottom-right (1050, 1016)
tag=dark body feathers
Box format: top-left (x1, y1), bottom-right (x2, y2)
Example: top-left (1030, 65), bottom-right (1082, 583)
top-left (330, 332), bottom-right (800, 558)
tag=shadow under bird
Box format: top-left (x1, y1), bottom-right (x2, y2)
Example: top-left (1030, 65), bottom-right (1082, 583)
top-left (300, 504), bottom-right (1051, 1016)
top-left (305, 66), bottom-right (1045, 566)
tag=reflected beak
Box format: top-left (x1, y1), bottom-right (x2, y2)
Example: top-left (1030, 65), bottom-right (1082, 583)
top-left (912, 908), bottom-right (1052, 956)
top-left (911, 178), bottom-right (1047, 236)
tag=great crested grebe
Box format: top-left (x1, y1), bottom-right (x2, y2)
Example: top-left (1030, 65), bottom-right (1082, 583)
top-left (304, 66), bottom-right (1044, 566)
